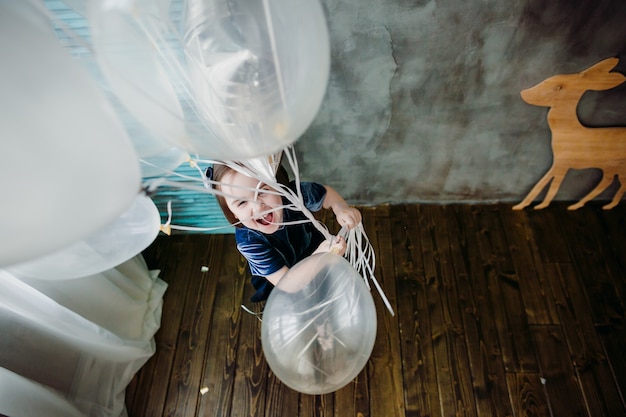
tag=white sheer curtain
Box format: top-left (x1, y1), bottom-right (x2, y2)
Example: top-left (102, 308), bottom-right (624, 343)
top-left (0, 255), bottom-right (167, 417)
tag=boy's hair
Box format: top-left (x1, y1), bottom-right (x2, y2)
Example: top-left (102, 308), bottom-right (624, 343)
top-left (208, 163), bottom-right (290, 227)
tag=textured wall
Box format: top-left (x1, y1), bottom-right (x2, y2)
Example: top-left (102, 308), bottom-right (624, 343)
top-left (295, 0), bottom-right (626, 205)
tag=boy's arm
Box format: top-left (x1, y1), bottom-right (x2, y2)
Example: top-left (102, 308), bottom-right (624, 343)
top-left (265, 265), bottom-right (289, 286)
top-left (265, 237), bottom-right (347, 288)
top-left (322, 185), bottom-right (362, 229)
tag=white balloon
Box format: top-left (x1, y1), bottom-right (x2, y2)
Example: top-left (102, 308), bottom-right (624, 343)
top-left (0, 0), bottom-right (141, 267)
top-left (7, 194), bottom-right (161, 280)
top-left (181, 0), bottom-right (331, 159)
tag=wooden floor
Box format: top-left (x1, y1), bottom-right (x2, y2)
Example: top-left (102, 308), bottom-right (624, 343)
top-left (126, 203), bottom-right (626, 417)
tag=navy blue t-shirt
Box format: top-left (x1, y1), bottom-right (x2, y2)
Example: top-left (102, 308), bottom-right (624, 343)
top-left (235, 181), bottom-right (327, 301)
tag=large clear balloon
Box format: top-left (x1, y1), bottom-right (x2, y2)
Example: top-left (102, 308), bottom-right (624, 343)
top-left (7, 194), bottom-right (161, 281)
top-left (0, 0), bottom-right (141, 267)
top-left (182, 0), bottom-right (331, 158)
top-left (261, 253), bottom-right (377, 395)
top-left (88, 0), bottom-right (330, 160)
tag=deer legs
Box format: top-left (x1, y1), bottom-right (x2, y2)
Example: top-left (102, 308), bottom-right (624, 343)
top-left (514, 166), bottom-right (624, 210)
top-left (600, 176), bottom-right (624, 210)
top-left (568, 172), bottom-right (617, 210)
top-left (512, 165), bottom-right (568, 210)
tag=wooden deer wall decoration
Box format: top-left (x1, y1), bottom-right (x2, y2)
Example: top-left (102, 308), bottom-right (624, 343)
top-left (513, 57), bottom-right (626, 210)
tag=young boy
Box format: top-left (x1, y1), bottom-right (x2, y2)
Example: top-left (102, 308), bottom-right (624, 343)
top-left (209, 164), bottom-right (361, 301)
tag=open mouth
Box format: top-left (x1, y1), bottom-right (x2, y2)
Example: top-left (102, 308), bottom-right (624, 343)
top-left (256, 213), bottom-right (273, 226)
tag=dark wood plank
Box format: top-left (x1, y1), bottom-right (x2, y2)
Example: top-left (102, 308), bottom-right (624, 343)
top-left (417, 204), bottom-right (455, 416)
top-left (163, 235), bottom-right (223, 417)
top-left (542, 262), bottom-right (603, 417)
top-left (558, 208), bottom-right (622, 326)
top-left (300, 393), bottom-right (334, 417)
top-left (333, 370), bottom-right (369, 417)
top-left (558, 206), bottom-right (626, 414)
top-left (419, 204), bottom-right (477, 417)
top-left (597, 204), bottom-right (626, 402)
top-left (525, 204), bottom-right (572, 263)
top-left (389, 204), bottom-right (438, 417)
top-left (544, 261), bottom-right (625, 416)
top-left (264, 372), bottom-right (301, 417)
top-left (456, 205), bottom-right (514, 417)
top-left (472, 206), bottom-right (519, 373)
top-left (531, 325), bottom-right (588, 416)
top-left (597, 320), bottom-right (626, 414)
top-left (499, 207), bottom-right (559, 325)
top-left (588, 205), bottom-right (626, 411)
top-left (589, 205), bottom-right (626, 307)
top-left (229, 282), bottom-right (268, 417)
top-left (196, 237), bottom-right (248, 417)
top-left (137, 236), bottom-right (194, 417)
top-left (475, 205), bottom-right (539, 372)
top-left (447, 205), bottom-right (498, 417)
top-left (362, 206), bottom-right (405, 417)
top-left (505, 372), bottom-right (550, 417)
top-left (598, 204), bottom-right (626, 296)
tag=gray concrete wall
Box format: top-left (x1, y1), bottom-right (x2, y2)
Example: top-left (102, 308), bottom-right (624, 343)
top-left (295, 0), bottom-right (626, 205)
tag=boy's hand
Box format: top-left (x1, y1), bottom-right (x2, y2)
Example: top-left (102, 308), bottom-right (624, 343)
top-left (335, 207), bottom-right (362, 230)
top-left (322, 186), bottom-right (361, 230)
top-left (314, 235), bottom-right (347, 256)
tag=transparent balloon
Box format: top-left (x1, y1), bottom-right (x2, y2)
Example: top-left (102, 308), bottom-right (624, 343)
top-left (261, 253), bottom-right (377, 395)
top-left (182, 0), bottom-right (331, 158)
top-left (7, 194), bottom-right (161, 281)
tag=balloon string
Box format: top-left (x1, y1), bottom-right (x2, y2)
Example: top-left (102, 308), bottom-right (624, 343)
top-left (241, 305), bottom-right (263, 322)
top-left (344, 224), bottom-right (395, 316)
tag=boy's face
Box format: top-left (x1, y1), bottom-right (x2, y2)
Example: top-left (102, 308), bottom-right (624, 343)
top-left (221, 171), bottom-right (283, 234)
